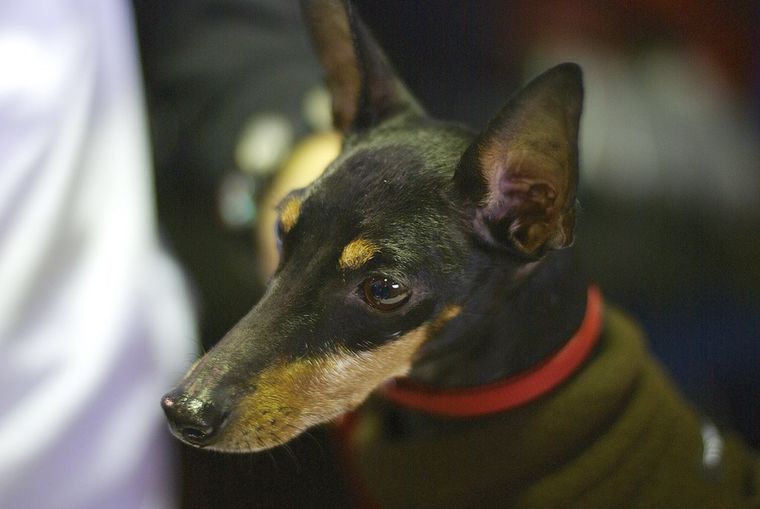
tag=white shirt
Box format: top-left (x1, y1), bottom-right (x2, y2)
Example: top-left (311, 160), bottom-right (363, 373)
top-left (0, 1), bottom-right (196, 508)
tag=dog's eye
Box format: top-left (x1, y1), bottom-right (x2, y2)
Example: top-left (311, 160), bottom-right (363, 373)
top-left (274, 220), bottom-right (284, 252)
top-left (362, 276), bottom-right (410, 311)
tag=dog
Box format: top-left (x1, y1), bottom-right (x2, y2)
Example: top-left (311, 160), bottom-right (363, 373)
top-left (162, 0), bottom-right (760, 506)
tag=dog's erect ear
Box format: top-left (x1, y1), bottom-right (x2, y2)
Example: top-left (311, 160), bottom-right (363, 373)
top-left (454, 63), bottom-right (583, 259)
top-left (300, 0), bottom-right (423, 133)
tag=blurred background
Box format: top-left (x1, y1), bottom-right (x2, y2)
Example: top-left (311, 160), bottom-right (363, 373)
top-left (136, 0), bottom-right (759, 507)
top-left (1, 0), bottom-right (756, 508)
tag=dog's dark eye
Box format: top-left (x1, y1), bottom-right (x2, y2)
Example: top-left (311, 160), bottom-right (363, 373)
top-left (362, 276), bottom-right (410, 311)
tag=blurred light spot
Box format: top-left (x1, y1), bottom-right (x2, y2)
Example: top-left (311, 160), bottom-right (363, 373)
top-left (701, 421), bottom-right (724, 471)
top-left (235, 113), bottom-right (293, 176)
top-left (302, 86), bottom-right (332, 132)
top-left (218, 172), bottom-right (257, 229)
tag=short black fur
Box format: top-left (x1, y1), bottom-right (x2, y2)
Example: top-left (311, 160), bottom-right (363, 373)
top-left (162, 0), bottom-right (588, 450)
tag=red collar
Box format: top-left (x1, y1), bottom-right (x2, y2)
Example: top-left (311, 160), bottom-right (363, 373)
top-left (379, 286), bottom-right (604, 417)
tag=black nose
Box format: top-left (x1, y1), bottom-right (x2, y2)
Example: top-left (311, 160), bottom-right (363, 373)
top-left (161, 390), bottom-right (229, 447)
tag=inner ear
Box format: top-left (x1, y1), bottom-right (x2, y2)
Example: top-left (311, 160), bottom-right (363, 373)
top-left (454, 63), bottom-right (583, 258)
top-left (301, 0), bottom-right (423, 133)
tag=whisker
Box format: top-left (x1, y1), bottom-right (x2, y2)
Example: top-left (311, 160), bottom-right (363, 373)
top-left (301, 429), bottom-right (327, 457)
top-left (265, 447), bottom-right (279, 473)
top-left (282, 441), bottom-right (301, 473)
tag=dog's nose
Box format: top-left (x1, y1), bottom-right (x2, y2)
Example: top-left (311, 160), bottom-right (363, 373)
top-left (161, 390), bottom-right (229, 447)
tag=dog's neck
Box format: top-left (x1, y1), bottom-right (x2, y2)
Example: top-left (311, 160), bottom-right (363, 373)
top-left (409, 248), bottom-right (589, 388)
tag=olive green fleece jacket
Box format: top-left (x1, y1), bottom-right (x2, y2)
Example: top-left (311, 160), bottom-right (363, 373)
top-left (345, 307), bottom-right (760, 508)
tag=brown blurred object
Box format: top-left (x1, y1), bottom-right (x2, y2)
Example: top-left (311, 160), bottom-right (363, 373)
top-left (257, 131), bottom-right (341, 278)
top-left (509, 0), bottom-right (756, 93)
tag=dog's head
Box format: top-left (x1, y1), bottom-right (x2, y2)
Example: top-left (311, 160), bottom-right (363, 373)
top-left (162, 0), bottom-right (582, 452)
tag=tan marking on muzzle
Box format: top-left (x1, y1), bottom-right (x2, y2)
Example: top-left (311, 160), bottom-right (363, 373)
top-left (210, 304), bottom-right (462, 452)
top-left (279, 196), bottom-right (303, 234)
top-left (339, 238), bottom-right (380, 270)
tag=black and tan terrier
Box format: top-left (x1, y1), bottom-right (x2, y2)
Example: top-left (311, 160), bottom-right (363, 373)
top-left (162, 1), bottom-right (759, 507)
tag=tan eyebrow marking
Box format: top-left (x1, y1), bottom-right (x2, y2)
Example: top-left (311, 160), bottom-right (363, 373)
top-left (279, 196), bottom-right (303, 234)
top-left (339, 238), bottom-right (381, 270)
